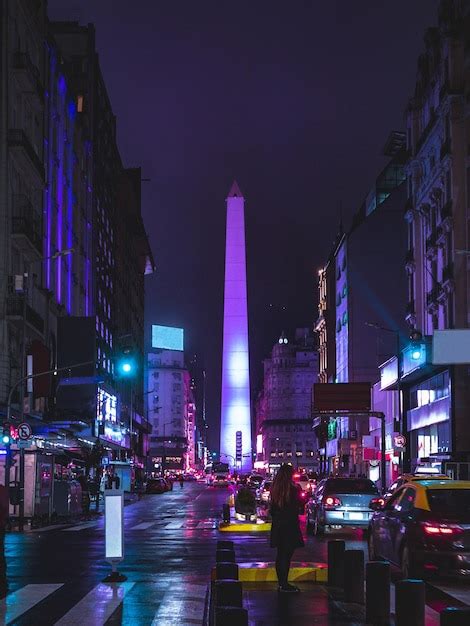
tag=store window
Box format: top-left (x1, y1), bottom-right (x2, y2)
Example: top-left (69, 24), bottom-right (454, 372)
top-left (409, 371), bottom-right (449, 409)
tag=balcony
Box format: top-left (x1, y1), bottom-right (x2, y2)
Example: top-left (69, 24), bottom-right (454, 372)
top-left (442, 262), bottom-right (454, 285)
top-left (426, 286), bottom-right (442, 308)
top-left (7, 129), bottom-right (44, 180)
top-left (12, 51), bottom-right (43, 102)
top-left (440, 138), bottom-right (452, 161)
top-left (11, 195), bottom-right (43, 255)
top-left (6, 294), bottom-right (44, 335)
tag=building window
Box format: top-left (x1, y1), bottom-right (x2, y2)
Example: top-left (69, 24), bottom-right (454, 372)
top-left (77, 95), bottom-right (84, 112)
top-left (342, 311), bottom-right (348, 326)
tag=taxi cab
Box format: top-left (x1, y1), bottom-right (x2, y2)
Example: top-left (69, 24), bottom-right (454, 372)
top-left (368, 480), bottom-right (470, 579)
top-left (383, 472), bottom-right (450, 500)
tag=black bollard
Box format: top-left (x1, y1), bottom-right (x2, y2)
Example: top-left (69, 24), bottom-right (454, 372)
top-left (343, 549), bottom-right (364, 604)
top-left (440, 607), bottom-right (470, 626)
top-left (217, 540), bottom-right (234, 551)
top-left (216, 549), bottom-right (235, 563)
top-left (215, 606), bottom-right (248, 626)
top-left (327, 540), bottom-right (345, 588)
top-left (365, 561), bottom-right (390, 624)
top-left (216, 562), bottom-right (239, 580)
top-left (223, 503), bottom-right (231, 524)
top-left (395, 579), bottom-right (425, 626)
top-left (214, 580), bottom-right (243, 608)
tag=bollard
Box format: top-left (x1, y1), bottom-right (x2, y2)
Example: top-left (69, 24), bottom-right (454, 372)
top-left (216, 549), bottom-right (235, 563)
top-left (215, 606), bottom-right (248, 626)
top-left (217, 540), bottom-right (234, 551)
top-left (214, 579), bottom-right (243, 608)
top-left (327, 540), bottom-right (345, 588)
top-left (440, 607), bottom-right (470, 626)
top-left (222, 503), bottom-right (231, 523)
top-left (216, 562), bottom-right (239, 580)
top-left (366, 561), bottom-right (390, 624)
top-left (343, 549), bottom-right (364, 604)
top-left (395, 579), bottom-right (425, 626)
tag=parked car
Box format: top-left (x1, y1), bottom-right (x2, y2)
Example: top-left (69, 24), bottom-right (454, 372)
top-left (146, 478), bottom-right (167, 494)
top-left (257, 480), bottom-right (272, 504)
top-left (307, 477), bottom-right (380, 535)
top-left (383, 473), bottom-right (450, 500)
top-left (368, 479), bottom-right (470, 579)
top-left (247, 474), bottom-right (263, 489)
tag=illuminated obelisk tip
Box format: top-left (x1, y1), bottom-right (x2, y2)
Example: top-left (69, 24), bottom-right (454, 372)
top-left (219, 181), bottom-right (252, 472)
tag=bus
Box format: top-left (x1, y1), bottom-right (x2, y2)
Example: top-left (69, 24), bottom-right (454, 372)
top-left (205, 462), bottom-right (230, 486)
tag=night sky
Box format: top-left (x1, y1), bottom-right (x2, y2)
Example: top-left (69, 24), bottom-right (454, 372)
top-left (49, 1), bottom-right (439, 450)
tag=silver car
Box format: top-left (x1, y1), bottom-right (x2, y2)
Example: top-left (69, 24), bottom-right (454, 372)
top-left (307, 477), bottom-right (380, 535)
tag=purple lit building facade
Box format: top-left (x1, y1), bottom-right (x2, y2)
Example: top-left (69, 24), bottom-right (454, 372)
top-left (395, 1), bottom-right (470, 472)
top-left (316, 135), bottom-right (408, 478)
top-left (220, 182), bottom-right (252, 472)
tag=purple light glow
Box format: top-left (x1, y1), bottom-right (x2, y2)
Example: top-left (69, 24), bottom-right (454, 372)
top-left (66, 107), bottom-right (75, 314)
top-left (220, 182), bottom-right (252, 472)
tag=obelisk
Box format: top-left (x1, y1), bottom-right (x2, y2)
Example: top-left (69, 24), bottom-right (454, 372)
top-left (220, 181), bottom-right (252, 472)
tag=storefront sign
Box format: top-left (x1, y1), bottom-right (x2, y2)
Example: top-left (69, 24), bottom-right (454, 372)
top-left (327, 419), bottom-right (337, 441)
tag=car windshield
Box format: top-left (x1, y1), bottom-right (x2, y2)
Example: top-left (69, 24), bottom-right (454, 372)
top-left (325, 479), bottom-right (378, 495)
top-left (263, 482), bottom-right (272, 490)
top-left (427, 489), bottom-right (470, 514)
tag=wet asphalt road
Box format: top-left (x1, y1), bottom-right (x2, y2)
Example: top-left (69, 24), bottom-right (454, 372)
top-left (3, 482), bottom-right (367, 625)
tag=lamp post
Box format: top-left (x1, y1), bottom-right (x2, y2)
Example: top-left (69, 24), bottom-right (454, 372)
top-left (365, 322), bottom-right (402, 483)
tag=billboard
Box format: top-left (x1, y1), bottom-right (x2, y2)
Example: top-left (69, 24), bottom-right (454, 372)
top-left (151, 325), bottom-right (184, 351)
top-left (433, 329), bottom-right (470, 364)
top-left (313, 383), bottom-right (371, 413)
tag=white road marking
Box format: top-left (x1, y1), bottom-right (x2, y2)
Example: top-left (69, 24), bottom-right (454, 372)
top-left (196, 521), bottom-right (217, 529)
top-left (130, 522), bottom-right (155, 530)
top-left (164, 521), bottom-right (186, 529)
top-left (54, 582), bottom-right (135, 625)
top-left (0, 584), bottom-right (63, 624)
top-left (62, 521), bottom-right (99, 531)
top-left (151, 584), bottom-right (207, 625)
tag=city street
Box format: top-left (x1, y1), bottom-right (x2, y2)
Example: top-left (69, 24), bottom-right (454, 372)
top-left (3, 482), bottom-right (362, 625)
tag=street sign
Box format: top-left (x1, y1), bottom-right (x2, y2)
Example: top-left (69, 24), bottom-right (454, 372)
top-left (394, 434), bottom-right (406, 448)
top-left (17, 422), bottom-right (32, 440)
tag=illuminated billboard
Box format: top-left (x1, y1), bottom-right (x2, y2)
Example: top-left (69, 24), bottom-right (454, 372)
top-left (152, 325), bottom-right (184, 351)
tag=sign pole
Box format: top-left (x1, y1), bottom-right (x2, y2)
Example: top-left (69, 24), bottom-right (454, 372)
top-left (103, 488), bottom-right (127, 582)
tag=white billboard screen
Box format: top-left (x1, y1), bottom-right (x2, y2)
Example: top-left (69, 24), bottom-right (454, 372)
top-left (151, 325), bottom-right (184, 351)
top-left (433, 329), bottom-right (470, 364)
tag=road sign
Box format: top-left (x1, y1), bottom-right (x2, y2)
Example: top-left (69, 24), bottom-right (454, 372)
top-left (17, 422), bottom-right (32, 440)
top-left (394, 434), bottom-right (406, 448)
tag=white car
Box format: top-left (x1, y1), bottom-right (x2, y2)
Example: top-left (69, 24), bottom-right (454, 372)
top-left (257, 480), bottom-right (272, 503)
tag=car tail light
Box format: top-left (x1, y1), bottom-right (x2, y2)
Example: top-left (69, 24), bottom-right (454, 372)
top-left (421, 522), bottom-right (463, 536)
top-left (323, 496), bottom-right (341, 509)
top-left (300, 491), bottom-right (307, 498)
top-left (369, 497), bottom-right (385, 508)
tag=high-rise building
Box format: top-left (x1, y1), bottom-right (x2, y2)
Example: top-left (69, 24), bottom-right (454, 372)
top-left (397, 0), bottom-right (470, 471)
top-left (0, 0), bottom-right (48, 410)
top-left (220, 182), bottom-right (252, 472)
top-left (255, 330), bottom-right (318, 472)
top-left (147, 325), bottom-right (194, 472)
top-left (316, 134), bottom-right (408, 476)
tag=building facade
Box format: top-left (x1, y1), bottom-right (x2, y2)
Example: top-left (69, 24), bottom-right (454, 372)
top-left (317, 135), bottom-right (408, 477)
top-left (255, 329), bottom-right (318, 472)
top-left (398, 0), bottom-right (470, 472)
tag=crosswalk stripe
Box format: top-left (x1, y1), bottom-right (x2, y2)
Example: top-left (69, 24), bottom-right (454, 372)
top-left (62, 521), bottom-right (99, 532)
top-left (151, 584), bottom-right (207, 625)
top-left (0, 584), bottom-right (63, 624)
top-left (130, 522), bottom-right (155, 530)
top-left (164, 521), bottom-right (185, 529)
top-left (54, 582), bottom-right (135, 625)
top-left (196, 521), bottom-right (217, 529)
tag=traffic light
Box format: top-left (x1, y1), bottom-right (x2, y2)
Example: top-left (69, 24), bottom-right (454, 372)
top-left (116, 346), bottom-right (137, 378)
top-left (2, 423), bottom-right (11, 445)
top-left (409, 329), bottom-right (424, 361)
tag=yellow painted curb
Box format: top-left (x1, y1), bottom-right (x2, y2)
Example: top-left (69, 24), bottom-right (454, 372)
top-left (212, 563), bottom-right (327, 583)
top-left (219, 522), bottom-right (271, 532)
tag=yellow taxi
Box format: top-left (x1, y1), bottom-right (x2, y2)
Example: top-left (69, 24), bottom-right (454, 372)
top-left (369, 480), bottom-right (470, 579)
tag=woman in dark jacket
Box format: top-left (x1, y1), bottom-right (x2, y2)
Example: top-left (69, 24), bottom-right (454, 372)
top-left (270, 464), bottom-right (304, 593)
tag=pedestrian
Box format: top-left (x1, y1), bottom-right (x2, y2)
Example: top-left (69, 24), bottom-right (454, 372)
top-left (78, 475), bottom-right (90, 518)
top-left (270, 463), bottom-right (304, 593)
top-left (0, 483), bottom-right (8, 595)
top-left (179, 475), bottom-right (184, 489)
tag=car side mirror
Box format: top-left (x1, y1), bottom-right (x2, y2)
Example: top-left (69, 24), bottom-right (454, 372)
top-left (369, 497), bottom-right (385, 511)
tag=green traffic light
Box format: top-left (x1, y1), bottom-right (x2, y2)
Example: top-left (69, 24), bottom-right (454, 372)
top-left (2, 435), bottom-right (10, 445)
